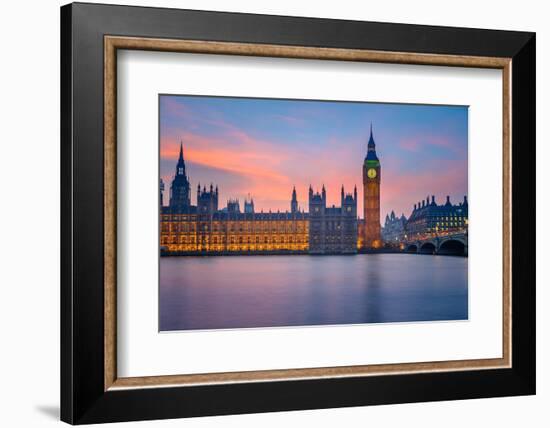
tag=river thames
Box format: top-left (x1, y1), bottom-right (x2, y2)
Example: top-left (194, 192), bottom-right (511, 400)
top-left (159, 254), bottom-right (468, 331)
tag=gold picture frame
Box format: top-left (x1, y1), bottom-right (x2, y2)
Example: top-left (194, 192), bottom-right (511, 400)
top-left (103, 35), bottom-right (512, 391)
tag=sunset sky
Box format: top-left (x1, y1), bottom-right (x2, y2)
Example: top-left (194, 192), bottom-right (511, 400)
top-left (160, 95), bottom-right (468, 221)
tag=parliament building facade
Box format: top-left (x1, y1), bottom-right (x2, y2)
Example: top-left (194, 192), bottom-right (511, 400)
top-left (159, 135), bottom-right (383, 255)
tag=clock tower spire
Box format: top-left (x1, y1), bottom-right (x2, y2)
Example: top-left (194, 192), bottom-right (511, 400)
top-left (362, 124), bottom-right (381, 248)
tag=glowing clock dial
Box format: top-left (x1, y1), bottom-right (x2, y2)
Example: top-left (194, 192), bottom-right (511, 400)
top-left (367, 168), bottom-right (377, 179)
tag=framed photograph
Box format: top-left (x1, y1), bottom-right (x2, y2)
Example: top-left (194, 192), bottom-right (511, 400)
top-left (60, 2), bottom-right (535, 424)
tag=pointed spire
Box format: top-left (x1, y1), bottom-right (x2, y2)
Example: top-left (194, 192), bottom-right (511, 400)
top-left (175, 142), bottom-right (186, 176)
top-left (365, 123), bottom-right (379, 164)
top-left (368, 123), bottom-right (375, 147)
top-left (291, 185), bottom-right (298, 213)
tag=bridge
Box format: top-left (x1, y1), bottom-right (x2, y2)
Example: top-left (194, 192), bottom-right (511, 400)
top-left (401, 231), bottom-right (467, 256)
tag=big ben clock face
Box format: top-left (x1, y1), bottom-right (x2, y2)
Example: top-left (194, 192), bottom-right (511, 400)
top-left (367, 168), bottom-right (377, 179)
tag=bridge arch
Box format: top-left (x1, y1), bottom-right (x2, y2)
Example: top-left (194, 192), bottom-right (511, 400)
top-left (438, 239), bottom-right (466, 256)
top-left (405, 244), bottom-right (418, 253)
top-left (419, 242), bottom-right (436, 254)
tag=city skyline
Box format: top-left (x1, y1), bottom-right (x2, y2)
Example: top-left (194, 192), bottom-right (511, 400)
top-left (160, 95), bottom-right (468, 220)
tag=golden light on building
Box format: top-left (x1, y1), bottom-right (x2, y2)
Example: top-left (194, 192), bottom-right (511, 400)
top-left (362, 125), bottom-right (382, 249)
top-left (160, 139), bottom-right (365, 256)
top-left (161, 214), bottom-right (309, 253)
top-left (371, 239), bottom-right (382, 249)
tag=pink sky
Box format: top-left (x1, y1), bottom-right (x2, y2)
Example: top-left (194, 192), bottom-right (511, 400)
top-left (160, 96), bottom-right (468, 220)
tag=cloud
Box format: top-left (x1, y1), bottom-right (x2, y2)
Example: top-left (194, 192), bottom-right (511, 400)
top-left (161, 132), bottom-right (290, 184)
top-left (160, 96), bottom-right (468, 217)
top-left (160, 124), bottom-right (364, 211)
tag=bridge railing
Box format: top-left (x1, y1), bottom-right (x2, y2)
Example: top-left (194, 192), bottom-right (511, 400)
top-left (401, 228), bottom-right (467, 243)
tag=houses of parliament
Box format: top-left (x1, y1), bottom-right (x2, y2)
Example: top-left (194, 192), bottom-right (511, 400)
top-left (160, 128), bottom-right (382, 255)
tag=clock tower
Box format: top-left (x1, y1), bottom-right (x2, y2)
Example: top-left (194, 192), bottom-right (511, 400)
top-left (362, 124), bottom-right (381, 248)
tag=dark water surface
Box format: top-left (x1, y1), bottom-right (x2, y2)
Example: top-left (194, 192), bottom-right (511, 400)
top-left (159, 254), bottom-right (468, 331)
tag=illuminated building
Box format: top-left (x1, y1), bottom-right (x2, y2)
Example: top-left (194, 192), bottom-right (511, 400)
top-left (160, 210), bottom-right (309, 253)
top-left (405, 195), bottom-right (468, 237)
top-left (161, 130), bottom-right (466, 254)
top-left (362, 124), bottom-right (381, 248)
top-left (160, 147), bottom-right (316, 254)
top-left (381, 211), bottom-right (407, 244)
top-left (160, 143), bottom-right (359, 255)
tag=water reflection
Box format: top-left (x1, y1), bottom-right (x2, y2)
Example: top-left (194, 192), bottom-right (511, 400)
top-left (159, 254), bottom-right (468, 331)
